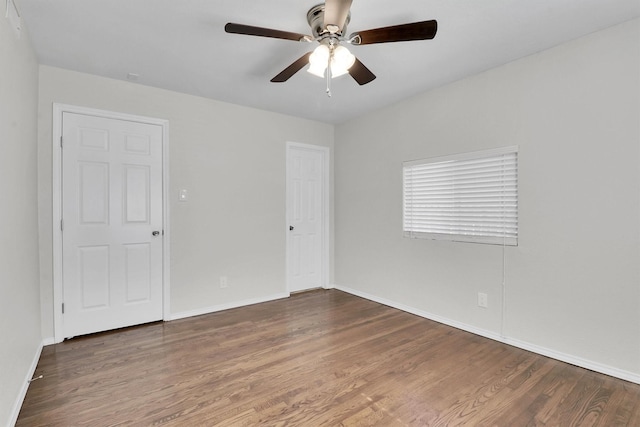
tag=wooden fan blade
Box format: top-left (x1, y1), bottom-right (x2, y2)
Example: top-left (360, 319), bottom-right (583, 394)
top-left (225, 23), bottom-right (311, 42)
top-left (350, 20), bottom-right (437, 45)
top-left (348, 58), bottom-right (376, 85)
top-left (271, 52), bottom-right (312, 83)
top-left (323, 0), bottom-right (352, 33)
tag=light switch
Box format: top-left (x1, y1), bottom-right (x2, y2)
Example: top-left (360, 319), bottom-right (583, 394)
top-left (179, 189), bottom-right (188, 202)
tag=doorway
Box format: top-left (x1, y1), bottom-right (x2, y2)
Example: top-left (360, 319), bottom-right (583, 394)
top-left (52, 104), bottom-right (170, 341)
top-left (286, 142), bottom-right (330, 293)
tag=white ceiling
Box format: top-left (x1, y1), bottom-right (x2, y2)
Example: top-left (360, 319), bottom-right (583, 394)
top-left (18, 0), bottom-right (639, 124)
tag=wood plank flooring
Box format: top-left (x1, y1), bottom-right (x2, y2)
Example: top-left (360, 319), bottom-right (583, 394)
top-left (17, 290), bottom-right (640, 426)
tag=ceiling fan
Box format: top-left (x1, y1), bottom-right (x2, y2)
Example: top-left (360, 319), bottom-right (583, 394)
top-left (225, 0), bottom-right (437, 94)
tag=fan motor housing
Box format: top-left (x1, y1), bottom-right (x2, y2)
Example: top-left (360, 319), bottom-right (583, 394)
top-left (307, 4), bottom-right (350, 38)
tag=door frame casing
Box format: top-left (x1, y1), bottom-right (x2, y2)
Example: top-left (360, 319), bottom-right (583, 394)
top-left (52, 103), bottom-right (171, 343)
top-left (285, 142), bottom-right (330, 293)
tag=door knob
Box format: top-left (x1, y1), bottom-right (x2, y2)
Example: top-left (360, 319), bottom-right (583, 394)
top-left (152, 230), bottom-right (161, 236)
top-left (289, 226), bottom-right (294, 231)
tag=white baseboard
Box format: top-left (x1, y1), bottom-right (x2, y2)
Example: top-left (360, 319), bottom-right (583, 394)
top-left (169, 292), bottom-right (290, 321)
top-left (334, 284), bottom-right (640, 385)
top-left (9, 340), bottom-right (44, 426)
top-left (501, 337), bottom-right (640, 385)
top-left (42, 337), bottom-right (55, 346)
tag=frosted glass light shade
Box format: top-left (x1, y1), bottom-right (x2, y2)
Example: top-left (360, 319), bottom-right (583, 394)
top-left (308, 45), bottom-right (330, 77)
top-left (330, 45), bottom-right (355, 77)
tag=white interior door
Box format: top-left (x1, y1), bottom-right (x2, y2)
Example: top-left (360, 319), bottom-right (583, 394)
top-left (61, 112), bottom-right (164, 338)
top-left (286, 143), bottom-right (328, 293)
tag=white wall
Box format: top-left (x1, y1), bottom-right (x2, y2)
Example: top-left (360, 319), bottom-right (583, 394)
top-left (335, 19), bottom-right (640, 379)
top-left (37, 66), bottom-right (334, 338)
top-left (0, 15), bottom-right (42, 427)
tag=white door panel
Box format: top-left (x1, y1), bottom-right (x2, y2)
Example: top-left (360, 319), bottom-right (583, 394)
top-left (62, 112), bottom-right (163, 338)
top-left (286, 144), bottom-right (327, 293)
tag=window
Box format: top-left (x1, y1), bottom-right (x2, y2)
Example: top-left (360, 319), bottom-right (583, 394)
top-left (403, 146), bottom-right (518, 246)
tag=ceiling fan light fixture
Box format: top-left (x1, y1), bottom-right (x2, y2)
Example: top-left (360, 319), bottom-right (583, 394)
top-left (307, 43), bottom-right (355, 79)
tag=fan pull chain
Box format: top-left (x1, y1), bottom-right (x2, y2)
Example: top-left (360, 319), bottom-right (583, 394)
top-left (326, 56), bottom-right (332, 97)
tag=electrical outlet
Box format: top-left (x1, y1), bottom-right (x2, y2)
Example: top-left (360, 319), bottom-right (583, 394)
top-left (478, 292), bottom-right (488, 308)
top-left (220, 276), bottom-right (228, 288)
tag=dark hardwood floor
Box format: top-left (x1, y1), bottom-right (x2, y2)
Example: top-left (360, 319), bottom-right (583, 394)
top-left (17, 289), bottom-right (640, 426)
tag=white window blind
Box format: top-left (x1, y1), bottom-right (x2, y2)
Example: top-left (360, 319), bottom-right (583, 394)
top-left (403, 146), bottom-right (518, 246)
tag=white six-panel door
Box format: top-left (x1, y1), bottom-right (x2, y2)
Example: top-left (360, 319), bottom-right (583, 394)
top-left (61, 112), bottom-right (164, 338)
top-left (286, 143), bottom-right (328, 293)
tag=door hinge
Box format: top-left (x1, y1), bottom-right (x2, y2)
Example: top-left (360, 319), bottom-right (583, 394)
top-left (60, 136), bottom-right (63, 148)
top-left (62, 303), bottom-right (65, 314)
top-left (60, 219), bottom-right (64, 231)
